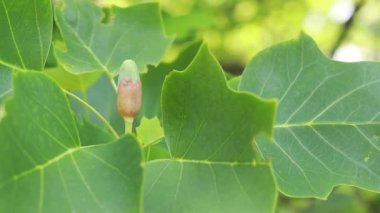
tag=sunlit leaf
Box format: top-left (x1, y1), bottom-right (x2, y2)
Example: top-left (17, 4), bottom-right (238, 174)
top-left (136, 117), bottom-right (163, 146)
top-left (44, 67), bottom-right (102, 91)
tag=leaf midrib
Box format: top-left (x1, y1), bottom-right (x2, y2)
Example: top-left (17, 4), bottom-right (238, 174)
top-left (275, 122), bottom-right (380, 128)
top-left (146, 158), bottom-right (265, 167)
top-left (0, 143), bottom-right (130, 189)
top-left (0, 146), bottom-right (81, 189)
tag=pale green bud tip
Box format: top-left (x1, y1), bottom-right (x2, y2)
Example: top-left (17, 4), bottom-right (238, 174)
top-left (118, 59), bottom-right (139, 85)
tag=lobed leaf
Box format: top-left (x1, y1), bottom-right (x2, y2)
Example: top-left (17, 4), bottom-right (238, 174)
top-left (136, 117), bottom-right (163, 146)
top-left (240, 33), bottom-right (380, 198)
top-left (144, 44), bottom-right (278, 212)
top-left (54, 0), bottom-right (172, 74)
top-left (138, 41), bottom-right (202, 122)
top-left (0, 72), bottom-right (143, 212)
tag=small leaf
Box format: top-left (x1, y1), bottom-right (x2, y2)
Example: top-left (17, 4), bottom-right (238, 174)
top-left (54, 0), bottom-right (172, 74)
top-left (240, 33), bottom-right (380, 198)
top-left (144, 44), bottom-right (278, 212)
top-left (0, 72), bottom-right (143, 212)
top-left (0, 0), bottom-right (52, 70)
top-left (136, 117), bottom-right (164, 146)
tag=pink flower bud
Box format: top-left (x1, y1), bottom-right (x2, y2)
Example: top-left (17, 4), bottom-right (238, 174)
top-left (117, 77), bottom-right (142, 119)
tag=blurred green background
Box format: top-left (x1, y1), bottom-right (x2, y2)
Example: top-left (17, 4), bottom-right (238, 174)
top-left (98, 0), bottom-right (380, 212)
top-left (100, 0), bottom-right (380, 75)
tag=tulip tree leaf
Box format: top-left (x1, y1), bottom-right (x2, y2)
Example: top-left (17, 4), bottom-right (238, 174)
top-left (138, 41), bottom-right (202, 122)
top-left (240, 33), bottom-right (380, 198)
top-left (144, 44), bottom-right (278, 213)
top-left (0, 0), bottom-right (52, 70)
top-left (136, 117), bottom-right (163, 146)
top-left (0, 72), bottom-right (143, 212)
top-left (54, 0), bottom-right (172, 74)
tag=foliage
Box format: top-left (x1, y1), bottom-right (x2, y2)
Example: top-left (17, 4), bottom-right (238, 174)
top-left (240, 33), bottom-right (380, 198)
top-left (1, 0), bottom-right (380, 212)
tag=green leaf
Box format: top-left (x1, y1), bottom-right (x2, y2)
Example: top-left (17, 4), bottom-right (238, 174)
top-left (144, 44), bottom-right (278, 212)
top-left (136, 117), bottom-right (167, 161)
top-left (307, 192), bottom-right (366, 213)
top-left (0, 0), bottom-right (52, 70)
top-left (144, 140), bottom-right (170, 161)
top-left (69, 74), bottom-right (124, 135)
top-left (0, 65), bottom-right (12, 103)
top-left (138, 41), bottom-right (202, 121)
top-left (0, 72), bottom-right (142, 212)
top-left (44, 67), bottom-right (102, 91)
top-left (54, 0), bottom-right (172, 74)
top-left (76, 118), bottom-right (115, 146)
top-left (136, 117), bottom-right (163, 146)
top-left (240, 33), bottom-right (380, 198)
top-left (228, 76), bottom-right (241, 91)
top-left (144, 161), bottom-right (276, 213)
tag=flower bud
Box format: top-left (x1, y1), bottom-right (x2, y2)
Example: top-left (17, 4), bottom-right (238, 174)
top-left (117, 60), bottom-right (142, 119)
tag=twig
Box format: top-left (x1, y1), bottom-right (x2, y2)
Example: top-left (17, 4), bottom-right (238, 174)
top-left (330, 0), bottom-right (366, 56)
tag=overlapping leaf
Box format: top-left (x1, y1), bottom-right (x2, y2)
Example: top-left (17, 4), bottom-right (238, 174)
top-left (136, 117), bottom-right (163, 146)
top-left (69, 73), bottom-right (124, 135)
top-left (0, 72), bottom-right (143, 212)
top-left (54, 0), bottom-right (172, 74)
top-left (138, 41), bottom-right (202, 121)
top-left (144, 44), bottom-right (278, 212)
top-left (240, 33), bottom-right (380, 198)
top-left (0, 0), bottom-right (52, 70)
top-left (44, 66), bottom-right (102, 91)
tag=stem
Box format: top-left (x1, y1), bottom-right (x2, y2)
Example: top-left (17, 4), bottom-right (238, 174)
top-left (64, 89), bottom-right (119, 138)
top-left (124, 117), bottom-right (133, 134)
top-left (330, 0), bottom-right (366, 56)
